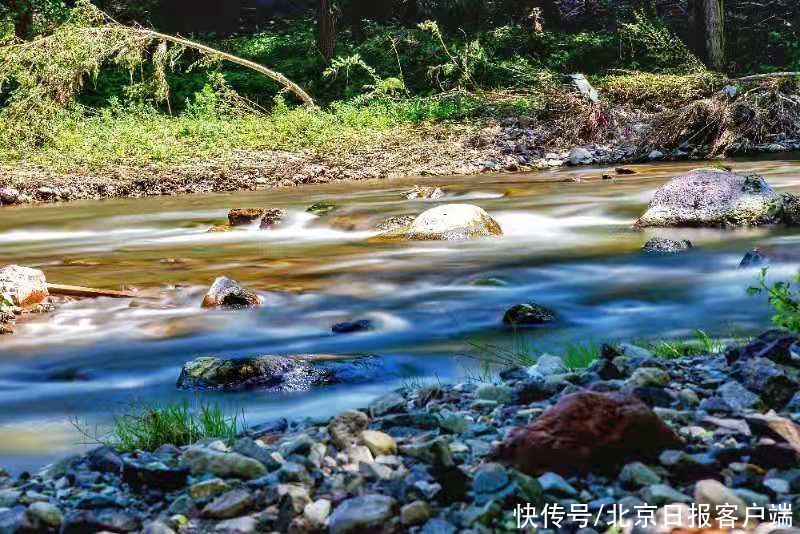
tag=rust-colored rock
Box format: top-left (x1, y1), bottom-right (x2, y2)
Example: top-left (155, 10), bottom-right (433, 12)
top-left (491, 391), bottom-right (682, 475)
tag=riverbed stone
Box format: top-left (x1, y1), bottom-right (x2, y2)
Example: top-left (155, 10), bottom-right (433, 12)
top-left (201, 488), bottom-right (254, 519)
top-left (619, 461), bottom-right (661, 487)
top-left (731, 357), bottom-right (796, 409)
top-left (492, 391), bottom-right (682, 475)
top-left (641, 484), bottom-right (692, 506)
top-left (739, 248), bottom-right (769, 268)
top-left (228, 208), bottom-right (267, 227)
top-left (329, 410), bottom-right (370, 450)
top-left (24, 502), bottom-right (63, 530)
top-left (189, 478), bottom-right (229, 501)
top-left (635, 169), bottom-right (785, 227)
top-left (180, 447), bottom-right (267, 479)
top-left (502, 303), bottom-right (558, 326)
top-left (328, 494), bottom-right (396, 534)
top-left (568, 147), bottom-right (594, 165)
top-left (406, 204), bottom-right (502, 240)
top-left (201, 276), bottom-right (262, 309)
top-left (694, 479), bottom-right (746, 521)
top-left (401, 501), bottom-right (432, 526)
top-left (0, 265), bottom-right (48, 308)
top-left (376, 215), bottom-right (416, 232)
top-left (304, 499), bottom-right (331, 529)
top-left (177, 356), bottom-right (328, 391)
top-left (360, 430), bottom-right (397, 456)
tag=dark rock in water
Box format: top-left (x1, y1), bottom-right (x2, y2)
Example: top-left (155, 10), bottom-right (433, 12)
top-left (731, 357), bottom-right (796, 409)
top-left (306, 201), bottom-right (337, 215)
top-left (332, 319), bottom-right (374, 334)
top-left (376, 215), bottom-right (416, 232)
top-left (491, 391), bottom-right (682, 475)
top-left (176, 355), bottom-right (378, 392)
top-left (201, 276), bottom-right (262, 309)
top-left (780, 192), bottom-right (800, 225)
top-left (228, 208), bottom-right (284, 228)
top-left (502, 303), bottom-right (558, 326)
top-left (725, 329), bottom-right (800, 367)
top-left (739, 248), bottom-right (769, 268)
top-left (635, 169), bottom-right (784, 228)
top-left (615, 167), bottom-right (637, 175)
top-left (641, 238), bottom-right (693, 254)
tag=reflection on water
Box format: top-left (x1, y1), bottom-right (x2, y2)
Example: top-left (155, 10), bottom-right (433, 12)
top-left (1, 158), bottom-right (800, 472)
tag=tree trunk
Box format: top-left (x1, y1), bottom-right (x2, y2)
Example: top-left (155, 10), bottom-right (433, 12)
top-left (703, 0), bottom-right (725, 71)
top-left (317, 0), bottom-right (337, 62)
top-left (10, 0), bottom-right (34, 40)
top-left (690, 0), bottom-right (725, 71)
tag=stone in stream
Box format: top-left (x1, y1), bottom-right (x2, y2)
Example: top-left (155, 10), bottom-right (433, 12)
top-left (568, 147), bottom-right (594, 165)
top-left (201, 276), bottom-right (262, 309)
top-left (376, 215), bottom-right (416, 232)
top-left (739, 248), bottom-right (769, 268)
top-left (0, 187), bottom-right (21, 205)
top-left (332, 319), bottom-right (374, 334)
top-left (307, 201), bottom-right (337, 215)
top-left (405, 204), bottom-right (503, 241)
top-left (635, 169), bottom-right (797, 227)
top-left (641, 237), bottom-right (693, 254)
top-left (502, 303), bottom-right (558, 326)
top-left (404, 185), bottom-right (445, 200)
top-left (176, 354), bottom-right (379, 392)
top-left (0, 264), bottom-right (49, 308)
top-left (491, 391), bottom-right (682, 475)
top-left (226, 207), bottom-right (286, 229)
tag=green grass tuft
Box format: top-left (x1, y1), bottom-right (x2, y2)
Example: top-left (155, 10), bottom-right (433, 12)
top-left (109, 400), bottom-right (243, 453)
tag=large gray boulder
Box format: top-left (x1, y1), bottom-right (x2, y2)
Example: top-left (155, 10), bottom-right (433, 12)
top-left (406, 204), bottom-right (502, 241)
top-left (176, 355), bottom-right (379, 392)
top-left (635, 169), bottom-right (791, 228)
top-left (201, 277), bottom-right (262, 309)
top-left (0, 265), bottom-right (48, 308)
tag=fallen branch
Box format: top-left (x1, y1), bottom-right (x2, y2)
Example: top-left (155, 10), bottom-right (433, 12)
top-left (733, 72), bottom-right (800, 82)
top-left (47, 283), bottom-right (158, 300)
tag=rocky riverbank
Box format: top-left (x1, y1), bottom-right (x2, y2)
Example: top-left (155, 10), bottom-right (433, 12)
top-left (1, 111), bottom-right (799, 208)
top-left (3, 330), bottom-right (800, 533)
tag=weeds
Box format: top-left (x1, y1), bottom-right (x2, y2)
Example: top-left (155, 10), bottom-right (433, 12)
top-left (562, 343), bottom-right (600, 370)
top-left (72, 400), bottom-right (243, 453)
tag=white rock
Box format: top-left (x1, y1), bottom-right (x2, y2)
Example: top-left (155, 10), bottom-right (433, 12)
top-left (406, 204), bottom-right (502, 241)
top-left (0, 265), bottom-right (48, 308)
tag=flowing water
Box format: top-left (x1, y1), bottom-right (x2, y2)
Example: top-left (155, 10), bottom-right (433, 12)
top-left (2, 158), bottom-right (800, 473)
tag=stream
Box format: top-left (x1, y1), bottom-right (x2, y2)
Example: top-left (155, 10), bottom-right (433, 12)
top-left (2, 158), bottom-right (800, 474)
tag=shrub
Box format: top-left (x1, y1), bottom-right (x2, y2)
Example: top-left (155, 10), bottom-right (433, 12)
top-left (618, 12), bottom-right (705, 74)
top-left (748, 268), bottom-right (800, 332)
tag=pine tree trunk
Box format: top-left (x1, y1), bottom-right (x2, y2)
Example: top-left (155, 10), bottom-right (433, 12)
top-left (317, 0), bottom-right (337, 62)
top-left (703, 0), bottom-right (725, 71)
top-left (10, 0), bottom-right (34, 40)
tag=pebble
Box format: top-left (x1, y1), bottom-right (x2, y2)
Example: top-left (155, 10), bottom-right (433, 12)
top-left (304, 499), bottom-right (331, 529)
top-left (328, 494), bottom-right (396, 534)
top-left (360, 430), bottom-right (397, 456)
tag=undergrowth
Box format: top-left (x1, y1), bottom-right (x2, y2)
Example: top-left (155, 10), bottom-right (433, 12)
top-left (749, 268), bottom-right (800, 333)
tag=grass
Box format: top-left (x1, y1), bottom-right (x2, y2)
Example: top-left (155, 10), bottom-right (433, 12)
top-left (646, 329), bottom-right (744, 359)
top-left (77, 400), bottom-right (244, 453)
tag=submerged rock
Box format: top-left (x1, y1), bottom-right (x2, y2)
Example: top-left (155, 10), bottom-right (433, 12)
top-left (227, 208), bottom-right (286, 229)
top-left (635, 169), bottom-right (789, 228)
top-left (177, 355), bottom-right (378, 391)
top-left (376, 215), bottom-right (416, 232)
top-left (201, 276), bottom-right (262, 309)
top-left (404, 185), bottom-right (445, 200)
top-left (502, 303), bottom-right (558, 326)
top-left (491, 391), bottom-right (682, 475)
top-left (739, 248), bottom-right (769, 268)
top-left (641, 237), bottom-right (693, 254)
top-left (0, 264), bottom-right (49, 308)
top-left (307, 201), bottom-right (337, 215)
top-left (406, 204), bottom-right (503, 241)
top-left (332, 319), bottom-right (374, 334)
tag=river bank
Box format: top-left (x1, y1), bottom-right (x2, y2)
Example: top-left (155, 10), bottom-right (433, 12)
top-left (2, 330), bottom-right (800, 533)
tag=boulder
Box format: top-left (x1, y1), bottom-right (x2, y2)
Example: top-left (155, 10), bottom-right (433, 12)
top-left (568, 147), bottom-right (594, 165)
top-left (201, 276), bottom-right (262, 309)
top-left (502, 303), bottom-right (558, 326)
top-left (635, 169), bottom-right (788, 228)
top-left (0, 265), bottom-right (48, 308)
top-left (376, 215), bottom-right (416, 232)
top-left (0, 187), bottom-right (21, 205)
top-left (176, 355), bottom-right (377, 392)
top-left (731, 357), bottom-right (796, 409)
top-left (404, 185), bottom-right (445, 200)
top-left (201, 489), bottom-right (255, 519)
top-left (329, 410), bottom-right (369, 450)
top-left (641, 238), bottom-right (693, 254)
top-left (180, 447), bottom-right (267, 479)
top-left (491, 391), bottom-right (682, 475)
top-left (405, 204), bottom-right (502, 241)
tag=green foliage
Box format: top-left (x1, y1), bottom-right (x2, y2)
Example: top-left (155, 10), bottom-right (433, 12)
top-left (562, 343), bottom-right (600, 370)
top-left (618, 12), bottom-right (706, 74)
top-left (109, 400), bottom-right (242, 452)
top-left (748, 268), bottom-right (800, 332)
top-left (598, 72), bottom-right (722, 109)
top-left (0, 291), bottom-right (14, 314)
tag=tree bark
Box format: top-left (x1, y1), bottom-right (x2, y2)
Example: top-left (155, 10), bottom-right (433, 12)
top-left (703, 0), bottom-right (725, 71)
top-left (317, 0), bottom-right (337, 62)
top-left (691, 0), bottom-right (725, 71)
top-left (9, 0), bottom-right (34, 40)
